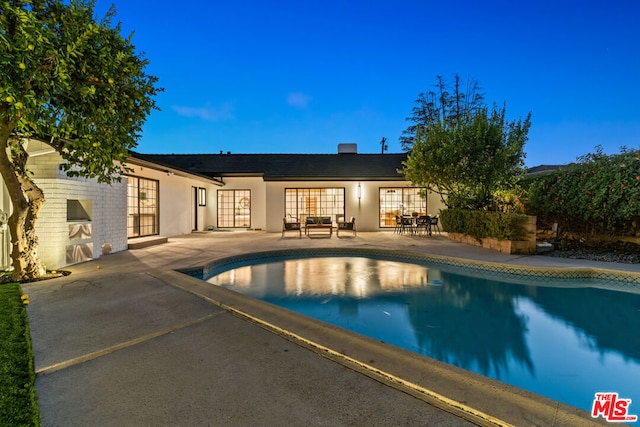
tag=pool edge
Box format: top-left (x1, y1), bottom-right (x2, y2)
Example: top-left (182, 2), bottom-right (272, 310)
top-left (153, 268), bottom-right (610, 427)
top-left (179, 248), bottom-right (640, 291)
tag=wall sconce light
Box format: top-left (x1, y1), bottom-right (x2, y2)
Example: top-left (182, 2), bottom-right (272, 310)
top-left (357, 182), bottom-right (362, 200)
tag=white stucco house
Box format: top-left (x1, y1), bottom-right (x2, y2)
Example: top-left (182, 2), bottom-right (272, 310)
top-left (0, 142), bottom-right (445, 270)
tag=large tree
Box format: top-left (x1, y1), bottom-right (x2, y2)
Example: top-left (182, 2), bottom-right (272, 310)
top-left (402, 103), bottom-right (531, 210)
top-left (399, 74), bottom-right (484, 152)
top-left (0, 0), bottom-right (161, 281)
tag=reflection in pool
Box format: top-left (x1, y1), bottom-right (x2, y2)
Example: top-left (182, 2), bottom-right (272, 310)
top-left (206, 256), bottom-right (640, 412)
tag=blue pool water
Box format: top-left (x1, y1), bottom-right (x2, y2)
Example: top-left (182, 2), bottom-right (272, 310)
top-left (206, 256), bottom-right (640, 413)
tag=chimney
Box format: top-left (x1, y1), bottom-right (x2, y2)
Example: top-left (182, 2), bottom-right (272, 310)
top-left (338, 143), bottom-right (357, 154)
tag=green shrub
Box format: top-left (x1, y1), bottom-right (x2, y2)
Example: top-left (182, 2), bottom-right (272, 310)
top-left (440, 208), bottom-right (529, 241)
top-left (523, 147), bottom-right (640, 235)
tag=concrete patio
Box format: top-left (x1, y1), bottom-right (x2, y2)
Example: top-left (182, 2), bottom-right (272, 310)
top-left (24, 231), bottom-right (629, 426)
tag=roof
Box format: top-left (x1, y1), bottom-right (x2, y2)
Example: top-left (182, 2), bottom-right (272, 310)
top-left (126, 155), bottom-right (224, 185)
top-left (130, 152), bottom-right (409, 181)
top-left (524, 164), bottom-right (572, 178)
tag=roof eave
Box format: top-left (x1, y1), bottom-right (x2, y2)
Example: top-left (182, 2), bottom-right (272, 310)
top-left (263, 175), bottom-right (406, 181)
top-left (126, 156), bottom-right (224, 185)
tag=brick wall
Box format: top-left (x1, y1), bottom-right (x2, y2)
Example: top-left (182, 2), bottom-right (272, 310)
top-left (29, 151), bottom-right (128, 269)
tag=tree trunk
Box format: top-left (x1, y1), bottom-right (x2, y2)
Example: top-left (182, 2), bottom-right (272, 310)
top-left (0, 131), bottom-right (46, 281)
top-left (10, 176), bottom-right (45, 281)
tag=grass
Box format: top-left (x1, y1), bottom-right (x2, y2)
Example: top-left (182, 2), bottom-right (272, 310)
top-left (0, 284), bottom-right (40, 426)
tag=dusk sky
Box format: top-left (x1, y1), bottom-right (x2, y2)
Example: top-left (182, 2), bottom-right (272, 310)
top-left (95, 0), bottom-right (640, 167)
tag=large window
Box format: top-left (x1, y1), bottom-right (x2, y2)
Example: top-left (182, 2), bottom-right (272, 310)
top-left (379, 187), bottom-right (426, 228)
top-left (127, 177), bottom-right (159, 238)
top-left (218, 190), bottom-right (251, 228)
top-left (285, 188), bottom-right (345, 223)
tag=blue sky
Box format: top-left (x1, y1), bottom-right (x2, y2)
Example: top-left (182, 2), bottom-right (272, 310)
top-left (95, 0), bottom-right (639, 167)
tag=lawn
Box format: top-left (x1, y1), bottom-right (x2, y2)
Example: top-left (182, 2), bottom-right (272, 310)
top-left (0, 284), bottom-right (40, 426)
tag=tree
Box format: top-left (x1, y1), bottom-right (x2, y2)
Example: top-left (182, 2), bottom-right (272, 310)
top-left (399, 74), bottom-right (484, 152)
top-left (401, 103), bottom-right (531, 210)
top-left (0, 0), bottom-right (161, 281)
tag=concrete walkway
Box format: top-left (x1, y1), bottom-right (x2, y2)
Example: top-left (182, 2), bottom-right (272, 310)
top-left (24, 231), bottom-right (631, 426)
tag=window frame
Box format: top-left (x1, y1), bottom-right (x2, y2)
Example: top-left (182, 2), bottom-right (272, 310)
top-left (378, 187), bottom-right (427, 228)
top-left (198, 187), bottom-right (207, 206)
top-left (217, 189), bottom-right (251, 228)
top-left (284, 187), bottom-right (346, 223)
top-left (127, 176), bottom-right (160, 238)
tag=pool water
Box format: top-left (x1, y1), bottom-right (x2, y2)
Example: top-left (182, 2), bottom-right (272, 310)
top-left (206, 256), bottom-right (640, 412)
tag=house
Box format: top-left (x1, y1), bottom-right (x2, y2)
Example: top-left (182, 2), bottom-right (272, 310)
top-left (0, 142), bottom-right (445, 270)
top-left (131, 144), bottom-right (445, 233)
top-left (0, 139), bottom-right (222, 270)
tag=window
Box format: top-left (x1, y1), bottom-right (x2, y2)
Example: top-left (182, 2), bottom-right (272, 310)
top-left (198, 188), bottom-right (207, 206)
top-left (218, 190), bottom-right (251, 228)
top-left (285, 188), bottom-right (345, 223)
top-left (67, 199), bottom-right (92, 221)
top-left (127, 177), bottom-right (159, 238)
top-left (379, 187), bottom-right (426, 227)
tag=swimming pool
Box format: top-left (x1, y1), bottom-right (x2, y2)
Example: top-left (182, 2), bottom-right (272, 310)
top-left (201, 250), bottom-right (640, 413)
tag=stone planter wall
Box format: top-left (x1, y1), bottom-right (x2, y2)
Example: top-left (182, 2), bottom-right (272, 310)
top-left (448, 215), bottom-right (537, 255)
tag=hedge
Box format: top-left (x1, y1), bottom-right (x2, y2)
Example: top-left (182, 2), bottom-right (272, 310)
top-left (523, 148), bottom-right (640, 235)
top-left (440, 208), bottom-right (529, 241)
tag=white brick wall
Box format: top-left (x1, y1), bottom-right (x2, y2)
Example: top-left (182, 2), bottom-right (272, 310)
top-left (33, 173), bottom-right (127, 269)
top-left (27, 151), bottom-right (128, 269)
top-left (1, 143), bottom-right (225, 271)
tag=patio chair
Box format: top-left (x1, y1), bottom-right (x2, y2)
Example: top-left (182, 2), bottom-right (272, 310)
top-left (429, 215), bottom-right (441, 235)
top-left (337, 217), bottom-right (356, 237)
top-left (401, 215), bottom-right (415, 234)
top-left (282, 217), bottom-right (301, 238)
top-left (394, 215), bottom-right (403, 234)
top-left (415, 215), bottom-right (430, 236)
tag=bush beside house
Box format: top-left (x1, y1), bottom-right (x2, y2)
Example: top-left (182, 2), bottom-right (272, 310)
top-left (441, 209), bottom-right (537, 255)
top-left (524, 147), bottom-right (640, 238)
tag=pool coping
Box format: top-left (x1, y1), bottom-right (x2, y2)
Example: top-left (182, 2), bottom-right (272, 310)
top-left (180, 247), bottom-right (640, 292)
top-left (169, 248), bottom-right (620, 426)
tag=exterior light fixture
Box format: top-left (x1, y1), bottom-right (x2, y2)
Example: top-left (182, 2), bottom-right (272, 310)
top-left (357, 183), bottom-right (362, 200)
